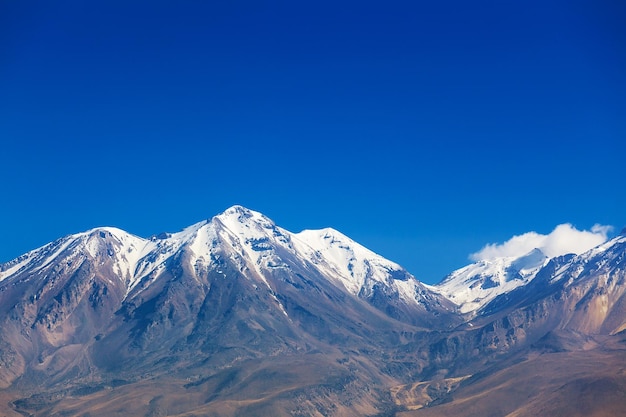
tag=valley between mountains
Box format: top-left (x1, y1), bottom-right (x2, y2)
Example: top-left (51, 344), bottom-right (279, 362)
top-left (1, 206), bottom-right (625, 416)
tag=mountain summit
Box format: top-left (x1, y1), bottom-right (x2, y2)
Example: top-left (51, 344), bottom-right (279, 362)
top-left (0, 207), bottom-right (625, 416)
top-left (435, 247), bottom-right (550, 314)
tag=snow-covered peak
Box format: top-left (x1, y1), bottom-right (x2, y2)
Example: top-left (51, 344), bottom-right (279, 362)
top-left (212, 205), bottom-right (283, 242)
top-left (165, 205), bottom-right (294, 288)
top-left (547, 233), bottom-right (626, 285)
top-left (435, 248), bottom-right (549, 314)
top-left (80, 227), bottom-right (147, 256)
top-left (0, 205), bottom-right (433, 308)
top-left (215, 205), bottom-right (264, 222)
top-left (577, 233), bottom-right (626, 261)
top-left (292, 228), bottom-right (411, 296)
top-left (510, 248), bottom-right (548, 275)
top-left (0, 227), bottom-right (154, 285)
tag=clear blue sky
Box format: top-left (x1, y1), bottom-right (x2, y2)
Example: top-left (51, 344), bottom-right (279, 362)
top-left (1, 1), bottom-right (624, 284)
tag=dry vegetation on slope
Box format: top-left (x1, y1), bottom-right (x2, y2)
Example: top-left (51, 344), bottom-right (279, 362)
top-left (397, 333), bottom-right (626, 417)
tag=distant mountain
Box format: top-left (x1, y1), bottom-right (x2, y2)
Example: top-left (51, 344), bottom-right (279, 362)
top-left (399, 231), bottom-right (626, 416)
top-left (434, 248), bottom-right (549, 314)
top-left (0, 206), bottom-right (624, 416)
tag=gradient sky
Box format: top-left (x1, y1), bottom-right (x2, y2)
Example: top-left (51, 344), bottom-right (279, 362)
top-left (1, 1), bottom-right (624, 284)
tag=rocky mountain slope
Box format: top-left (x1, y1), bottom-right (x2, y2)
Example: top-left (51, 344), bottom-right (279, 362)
top-left (402, 231), bottom-right (626, 416)
top-left (0, 206), bottom-right (624, 416)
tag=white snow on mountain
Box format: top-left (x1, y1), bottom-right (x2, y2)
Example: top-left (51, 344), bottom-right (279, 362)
top-left (0, 234), bottom-right (80, 281)
top-left (1, 205), bottom-right (620, 317)
top-left (548, 233), bottom-right (626, 284)
top-left (292, 227), bottom-right (411, 297)
top-left (436, 226), bottom-right (621, 314)
top-left (0, 206), bottom-right (425, 307)
top-left (435, 248), bottom-right (549, 314)
top-left (209, 206), bottom-right (293, 285)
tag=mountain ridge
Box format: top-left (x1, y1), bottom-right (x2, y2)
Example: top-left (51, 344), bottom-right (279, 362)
top-left (0, 205), bottom-right (453, 312)
top-left (0, 205), bottom-right (625, 416)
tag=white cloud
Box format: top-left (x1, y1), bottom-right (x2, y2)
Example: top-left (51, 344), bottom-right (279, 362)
top-left (470, 223), bottom-right (613, 261)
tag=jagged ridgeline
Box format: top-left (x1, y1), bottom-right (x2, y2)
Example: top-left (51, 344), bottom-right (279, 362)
top-left (0, 206), bottom-right (625, 416)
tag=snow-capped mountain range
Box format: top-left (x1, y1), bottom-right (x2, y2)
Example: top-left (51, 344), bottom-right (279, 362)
top-left (2, 205), bottom-right (623, 316)
top-left (1, 205), bottom-right (625, 417)
top-left (0, 205), bottom-right (450, 324)
top-left (435, 231), bottom-right (626, 315)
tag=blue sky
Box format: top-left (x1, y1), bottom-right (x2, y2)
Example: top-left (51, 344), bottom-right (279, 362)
top-left (1, 1), bottom-right (624, 284)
